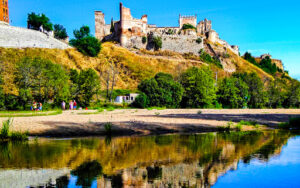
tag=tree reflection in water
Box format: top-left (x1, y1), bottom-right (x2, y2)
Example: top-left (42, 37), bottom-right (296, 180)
top-left (0, 130), bottom-right (297, 187)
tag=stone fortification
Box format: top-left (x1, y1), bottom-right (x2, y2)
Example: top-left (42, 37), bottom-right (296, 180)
top-left (95, 3), bottom-right (239, 55)
top-left (0, 24), bottom-right (71, 49)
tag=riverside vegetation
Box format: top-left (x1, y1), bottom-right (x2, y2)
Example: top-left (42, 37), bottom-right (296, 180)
top-left (0, 119), bottom-right (28, 141)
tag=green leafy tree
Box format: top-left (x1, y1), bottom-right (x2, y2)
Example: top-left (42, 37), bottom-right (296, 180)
top-left (138, 73), bottom-right (183, 108)
top-left (243, 52), bottom-right (259, 66)
top-left (180, 66), bottom-right (217, 108)
top-left (233, 72), bottom-right (267, 108)
top-left (199, 49), bottom-right (223, 68)
top-left (15, 58), bottom-right (70, 108)
top-left (0, 74), bottom-right (4, 110)
top-left (70, 69), bottom-right (101, 107)
top-left (284, 79), bottom-right (300, 108)
top-left (70, 26), bottom-right (102, 57)
top-left (27, 12), bottom-right (53, 31)
top-left (266, 78), bottom-right (286, 108)
top-left (217, 77), bottom-right (249, 108)
top-left (54, 24), bottom-right (68, 40)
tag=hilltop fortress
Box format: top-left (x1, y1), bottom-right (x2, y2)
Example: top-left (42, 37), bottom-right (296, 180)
top-left (95, 3), bottom-right (239, 55)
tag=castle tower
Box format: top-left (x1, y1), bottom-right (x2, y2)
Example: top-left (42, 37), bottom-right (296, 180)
top-left (95, 11), bottom-right (106, 40)
top-left (0, 0), bottom-right (9, 23)
top-left (179, 14), bottom-right (197, 28)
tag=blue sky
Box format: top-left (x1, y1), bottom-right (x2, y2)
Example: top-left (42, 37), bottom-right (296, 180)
top-left (9, 0), bottom-right (300, 79)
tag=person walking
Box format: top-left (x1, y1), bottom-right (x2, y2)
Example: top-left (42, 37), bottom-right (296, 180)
top-left (62, 101), bottom-right (66, 110)
top-left (33, 102), bottom-right (37, 111)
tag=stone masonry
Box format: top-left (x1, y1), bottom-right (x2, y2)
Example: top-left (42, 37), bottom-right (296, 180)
top-left (95, 3), bottom-right (239, 55)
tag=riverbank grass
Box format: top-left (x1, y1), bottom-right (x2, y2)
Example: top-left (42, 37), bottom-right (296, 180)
top-left (0, 110), bottom-right (62, 117)
top-left (0, 119), bottom-right (28, 141)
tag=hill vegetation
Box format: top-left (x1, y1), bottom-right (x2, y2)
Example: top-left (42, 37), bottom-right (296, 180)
top-left (0, 41), bottom-right (299, 110)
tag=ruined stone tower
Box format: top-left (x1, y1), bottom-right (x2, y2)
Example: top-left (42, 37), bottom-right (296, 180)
top-left (179, 15), bottom-right (197, 28)
top-left (95, 11), bottom-right (110, 40)
top-left (197, 18), bottom-right (212, 35)
top-left (0, 0), bottom-right (9, 23)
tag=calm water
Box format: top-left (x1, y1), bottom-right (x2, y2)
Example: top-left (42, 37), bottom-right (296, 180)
top-left (0, 131), bottom-right (299, 188)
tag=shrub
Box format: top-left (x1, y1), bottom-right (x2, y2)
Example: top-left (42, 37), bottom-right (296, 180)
top-left (0, 119), bottom-right (11, 139)
top-left (132, 93), bottom-right (149, 108)
top-left (142, 36), bottom-right (147, 44)
top-left (197, 110), bottom-right (202, 114)
top-left (138, 73), bottom-right (183, 108)
top-left (196, 38), bottom-right (202, 44)
top-left (70, 26), bottom-right (102, 57)
top-left (181, 24), bottom-right (196, 30)
top-left (104, 122), bottom-right (112, 135)
top-left (153, 36), bottom-right (162, 51)
top-left (199, 49), bottom-right (223, 68)
top-left (281, 117), bottom-right (300, 129)
top-left (166, 29), bottom-right (174, 35)
top-left (54, 24), bottom-right (68, 40)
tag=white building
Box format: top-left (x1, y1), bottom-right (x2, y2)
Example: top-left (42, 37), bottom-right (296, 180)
top-left (115, 93), bottom-right (139, 104)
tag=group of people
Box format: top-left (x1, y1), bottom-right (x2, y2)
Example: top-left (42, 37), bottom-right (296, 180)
top-left (31, 102), bottom-right (43, 111)
top-left (61, 100), bottom-right (77, 110)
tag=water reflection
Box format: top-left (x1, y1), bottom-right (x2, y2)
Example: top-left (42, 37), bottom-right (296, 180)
top-left (0, 130), bottom-right (298, 188)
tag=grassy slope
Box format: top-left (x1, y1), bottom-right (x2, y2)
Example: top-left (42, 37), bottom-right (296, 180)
top-left (0, 42), bottom-right (274, 95)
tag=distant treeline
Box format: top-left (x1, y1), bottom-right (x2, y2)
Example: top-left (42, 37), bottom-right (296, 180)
top-left (0, 57), bottom-right (299, 110)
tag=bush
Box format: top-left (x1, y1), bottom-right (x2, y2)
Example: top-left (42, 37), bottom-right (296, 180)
top-left (54, 24), bottom-right (68, 40)
top-left (142, 36), bottom-right (147, 44)
top-left (181, 24), bottom-right (196, 30)
top-left (153, 36), bottom-right (162, 51)
top-left (196, 38), bottom-right (202, 44)
top-left (138, 73), bottom-right (183, 108)
top-left (199, 49), bottom-right (223, 68)
top-left (104, 122), bottom-right (112, 135)
top-left (69, 26), bottom-right (102, 57)
top-left (132, 93), bottom-right (149, 108)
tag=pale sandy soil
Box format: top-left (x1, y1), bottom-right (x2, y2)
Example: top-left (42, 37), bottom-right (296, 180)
top-left (1, 109), bottom-right (299, 136)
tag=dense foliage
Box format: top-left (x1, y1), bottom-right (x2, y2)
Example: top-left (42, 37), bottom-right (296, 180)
top-left (180, 67), bottom-right (216, 108)
top-left (27, 12), bottom-right (53, 31)
top-left (152, 36), bottom-right (162, 51)
top-left (243, 52), bottom-right (282, 75)
top-left (181, 24), bottom-right (196, 30)
top-left (70, 26), bottom-right (102, 57)
top-left (137, 73), bottom-right (183, 108)
top-left (199, 49), bottom-right (223, 68)
top-left (217, 77), bottom-right (249, 108)
top-left (70, 69), bottom-right (101, 107)
top-left (54, 24), bottom-right (68, 40)
top-left (0, 58), bottom-right (101, 110)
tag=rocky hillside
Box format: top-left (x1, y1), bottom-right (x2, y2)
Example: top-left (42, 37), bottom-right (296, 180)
top-left (0, 41), bottom-right (282, 95)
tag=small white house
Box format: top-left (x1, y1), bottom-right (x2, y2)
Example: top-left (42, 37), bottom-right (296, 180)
top-left (115, 93), bottom-right (139, 104)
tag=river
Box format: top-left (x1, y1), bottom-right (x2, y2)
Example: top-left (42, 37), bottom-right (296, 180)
top-left (0, 130), bottom-right (299, 188)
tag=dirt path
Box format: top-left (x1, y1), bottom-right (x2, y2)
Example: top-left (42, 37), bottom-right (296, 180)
top-left (1, 109), bottom-right (299, 137)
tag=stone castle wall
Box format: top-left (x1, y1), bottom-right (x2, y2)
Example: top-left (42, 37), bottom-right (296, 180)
top-left (95, 3), bottom-right (239, 56)
top-left (0, 24), bottom-right (71, 49)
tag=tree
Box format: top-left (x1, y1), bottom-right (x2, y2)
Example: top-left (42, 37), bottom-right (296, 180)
top-left (284, 79), bottom-right (300, 108)
top-left (266, 78), bottom-right (286, 108)
top-left (70, 69), bottom-right (101, 107)
top-left (54, 24), bottom-right (68, 40)
top-left (138, 73), bottom-right (183, 108)
top-left (180, 67), bottom-right (216, 108)
top-left (27, 12), bottom-right (53, 31)
top-left (70, 26), bottom-right (102, 57)
top-left (243, 52), bottom-right (259, 66)
top-left (101, 63), bottom-right (119, 102)
top-left (15, 58), bottom-right (70, 108)
top-left (110, 18), bottom-right (114, 33)
top-left (233, 72), bottom-right (267, 108)
top-left (0, 72), bottom-right (4, 110)
top-left (217, 77), bottom-right (249, 108)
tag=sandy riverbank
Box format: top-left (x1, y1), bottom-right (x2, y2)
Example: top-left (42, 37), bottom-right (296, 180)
top-left (1, 109), bottom-right (299, 137)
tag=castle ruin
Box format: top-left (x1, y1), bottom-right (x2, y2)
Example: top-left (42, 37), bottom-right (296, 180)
top-left (95, 3), bottom-right (239, 55)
